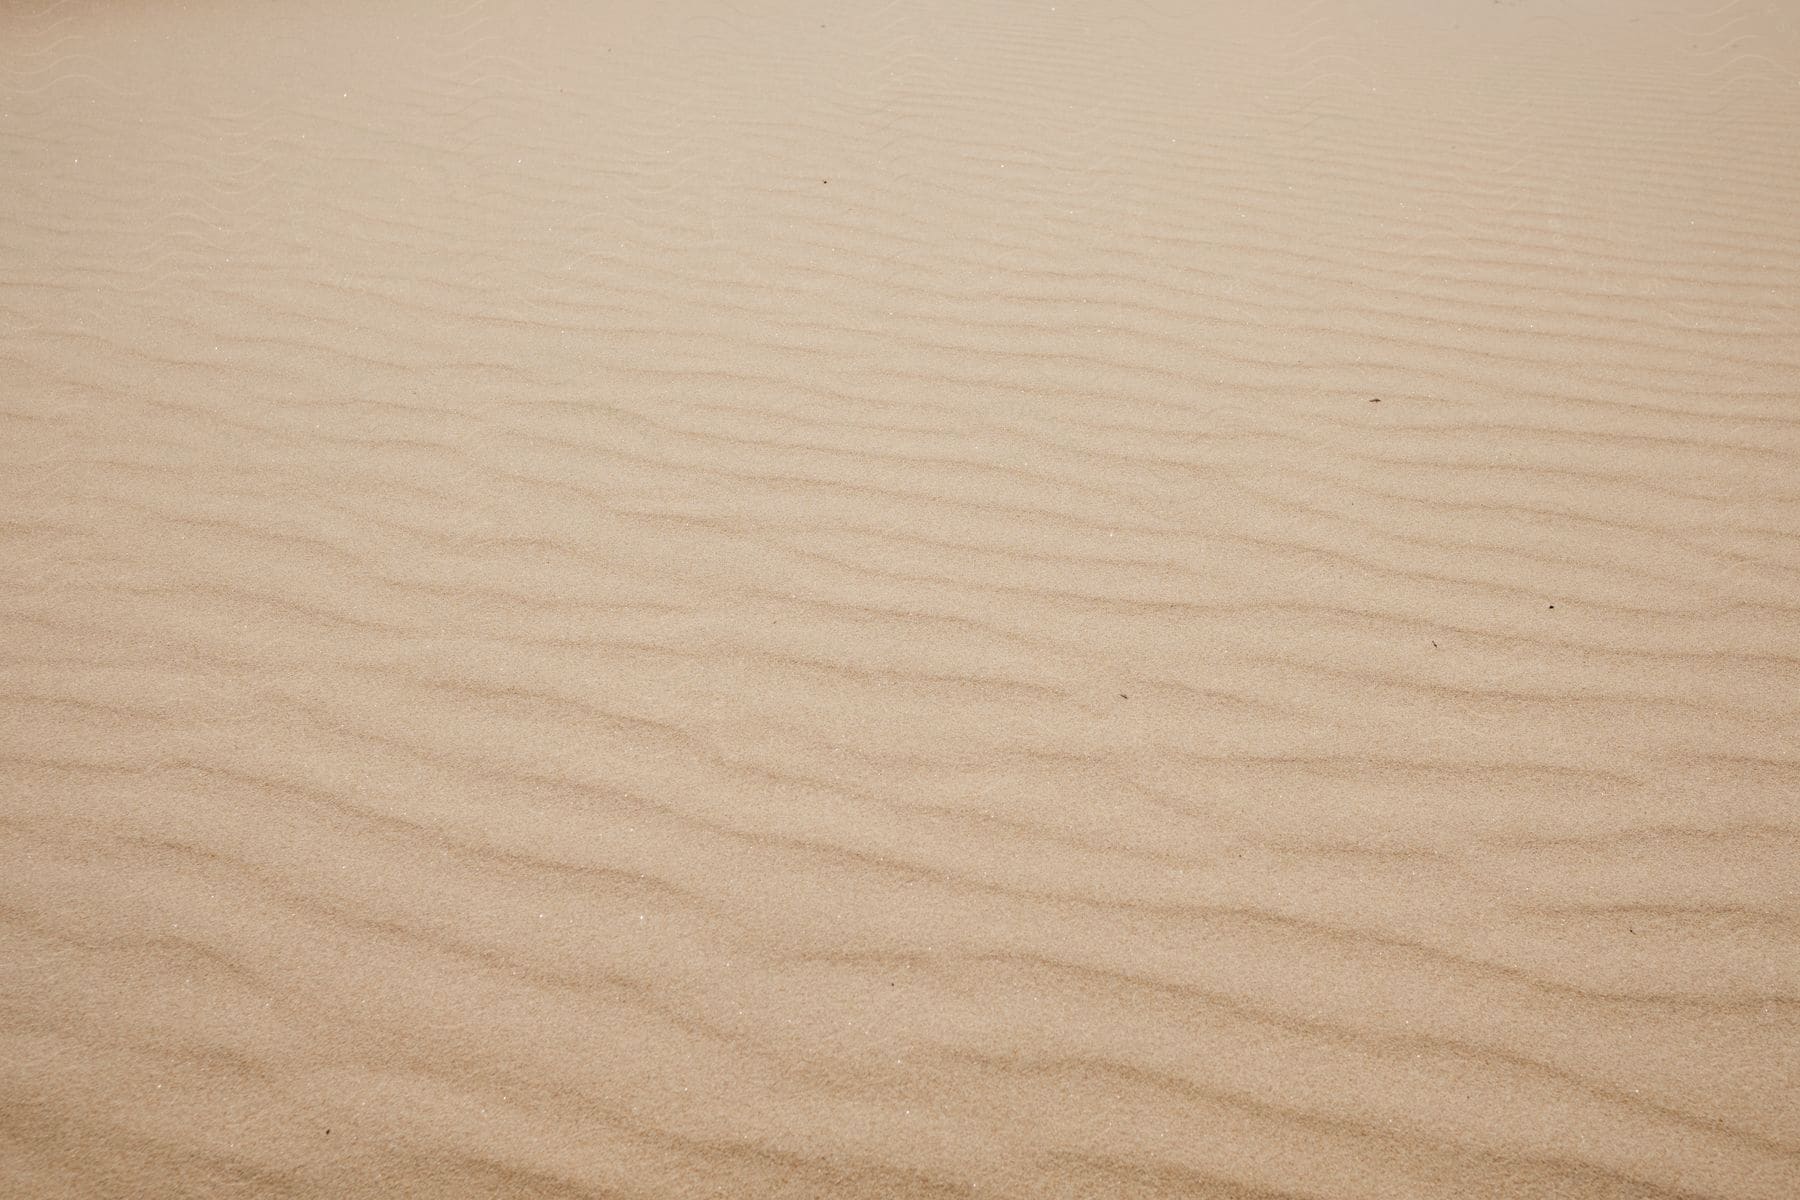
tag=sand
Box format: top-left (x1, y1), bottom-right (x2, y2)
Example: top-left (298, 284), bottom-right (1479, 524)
top-left (3, 0), bottom-right (1798, 1196)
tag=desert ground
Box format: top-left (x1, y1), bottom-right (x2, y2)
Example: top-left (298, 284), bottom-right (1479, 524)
top-left (3, 0), bottom-right (1798, 1196)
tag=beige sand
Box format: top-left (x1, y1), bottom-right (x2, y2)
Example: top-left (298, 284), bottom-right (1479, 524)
top-left (3, 0), bottom-right (1798, 1195)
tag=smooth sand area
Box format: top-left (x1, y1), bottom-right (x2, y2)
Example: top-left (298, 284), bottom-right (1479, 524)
top-left (3, 1), bottom-right (1798, 1196)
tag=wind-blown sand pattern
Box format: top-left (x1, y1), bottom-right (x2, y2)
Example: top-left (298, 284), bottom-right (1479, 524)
top-left (3, 0), bottom-right (1799, 1196)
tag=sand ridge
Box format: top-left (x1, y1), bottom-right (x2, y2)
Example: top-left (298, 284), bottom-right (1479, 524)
top-left (2, 0), bottom-right (1798, 1196)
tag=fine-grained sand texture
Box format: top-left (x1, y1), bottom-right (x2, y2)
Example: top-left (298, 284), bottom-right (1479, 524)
top-left (3, 1), bottom-right (1798, 1196)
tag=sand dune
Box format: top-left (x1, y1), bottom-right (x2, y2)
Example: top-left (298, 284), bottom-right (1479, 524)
top-left (3, 0), bottom-right (1798, 1196)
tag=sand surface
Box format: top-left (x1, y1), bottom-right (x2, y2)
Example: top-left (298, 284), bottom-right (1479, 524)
top-left (4, 0), bottom-right (1799, 1196)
